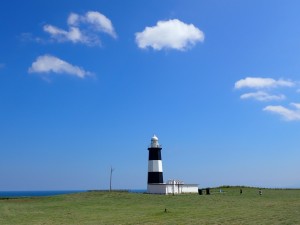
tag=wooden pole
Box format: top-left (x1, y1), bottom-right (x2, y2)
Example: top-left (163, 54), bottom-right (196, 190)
top-left (109, 166), bottom-right (114, 192)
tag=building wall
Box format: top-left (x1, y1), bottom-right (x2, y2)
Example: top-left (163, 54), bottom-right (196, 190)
top-left (147, 184), bottom-right (198, 195)
top-left (181, 185), bottom-right (198, 193)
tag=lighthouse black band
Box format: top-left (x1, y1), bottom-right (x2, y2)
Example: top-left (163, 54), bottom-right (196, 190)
top-left (148, 172), bottom-right (163, 184)
top-left (148, 148), bottom-right (162, 160)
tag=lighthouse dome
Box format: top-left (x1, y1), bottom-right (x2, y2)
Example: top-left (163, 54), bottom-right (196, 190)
top-left (151, 135), bottom-right (158, 141)
top-left (150, 135), bottom-right (160, 148)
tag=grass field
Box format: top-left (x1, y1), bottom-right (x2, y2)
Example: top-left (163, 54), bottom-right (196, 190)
top-left (1, 187), bottom-right (300, 225)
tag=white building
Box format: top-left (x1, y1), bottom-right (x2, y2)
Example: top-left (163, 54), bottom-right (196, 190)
top-left (148, 180), bottom-right (199, 195)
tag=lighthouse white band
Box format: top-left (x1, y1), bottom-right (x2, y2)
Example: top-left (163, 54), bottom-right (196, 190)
top-left (148, 160), bottom-right (163, 172)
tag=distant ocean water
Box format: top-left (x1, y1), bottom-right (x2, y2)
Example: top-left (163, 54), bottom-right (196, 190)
top-left (0, 190), bottom-right (86, 198)
top-left (0, 189), bottom-right (146, 197)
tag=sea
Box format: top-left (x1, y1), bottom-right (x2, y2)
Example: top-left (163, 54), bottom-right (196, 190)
top-left (0, 189), bottom-right (146, 198)
top-left (0, 190), bottom-right (86, 198)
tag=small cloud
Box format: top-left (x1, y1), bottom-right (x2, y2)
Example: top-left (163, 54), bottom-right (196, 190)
top-left (0, 63), bottom-right (5, 69)
top-left (67, 11), bottom-right (117, 38)
top-left (235, 77), bottom-right (295, 89)
top-left (28, 55), bottom-right (92, 79)
top-left (43, 25), bottom-right (89, 44)
top-left (67, 13), bottom-right (80, 26)
top-left (263, 103), bottom-right (300, 121)
top-left (240, 91), bottom-right (285, 101)
top-left (43, 11), bottom-right (116, 46)
top-left (85, 11), bottom-right (117, 38)
top-left (135, 19), bottom-right (204, 51)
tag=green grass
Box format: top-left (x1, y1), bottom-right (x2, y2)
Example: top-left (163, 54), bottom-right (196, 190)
top-left (1, 187), bottom-right (300, 224)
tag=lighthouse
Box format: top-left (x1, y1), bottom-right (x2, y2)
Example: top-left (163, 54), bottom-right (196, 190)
top-left (147, 135), bottom-right (163, 184)
top-left (146, 135), bottom-right (199, 194)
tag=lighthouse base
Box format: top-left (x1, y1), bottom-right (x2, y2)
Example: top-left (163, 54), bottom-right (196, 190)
top-left (147, 183), bottom-right (198, 195)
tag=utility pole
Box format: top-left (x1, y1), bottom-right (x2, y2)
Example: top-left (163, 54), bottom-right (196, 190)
top-left (109, 166), bottom-right (114, 192)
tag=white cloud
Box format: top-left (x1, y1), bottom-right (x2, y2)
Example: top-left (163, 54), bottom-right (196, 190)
top-left (135, 19), bottom-right (204, 51)
top-left (240, 91), bottom-right (285, 101)
top-left (291, 102), bottom-right (300, 109)
top-left (43, 11), bottom-right (116, 46)
top-left (67, 13), bottom-right (80, 26)
top-left (28, 55), bottom-right (91, 78)
top-left (263, 103), bottom-right (300, 121)
top-left (43, 25), bottom-right (87, 44)
top-left (235, 77), bottom-right (300, 121)
top-left (85, 11), bottom-right (117, 38)
top-left (235, 77), bottom-right (295, 89)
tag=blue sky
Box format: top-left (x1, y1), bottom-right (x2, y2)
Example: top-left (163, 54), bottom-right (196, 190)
top-left (1, 0), bottom-right (300, 191)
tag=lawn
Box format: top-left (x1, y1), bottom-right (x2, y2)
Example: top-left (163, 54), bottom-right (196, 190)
top-left (1, 187), bottom-right (300, 225)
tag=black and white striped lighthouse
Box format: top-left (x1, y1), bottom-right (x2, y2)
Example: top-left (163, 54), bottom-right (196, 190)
top-left (147, 135), bottom-right (164, 184)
